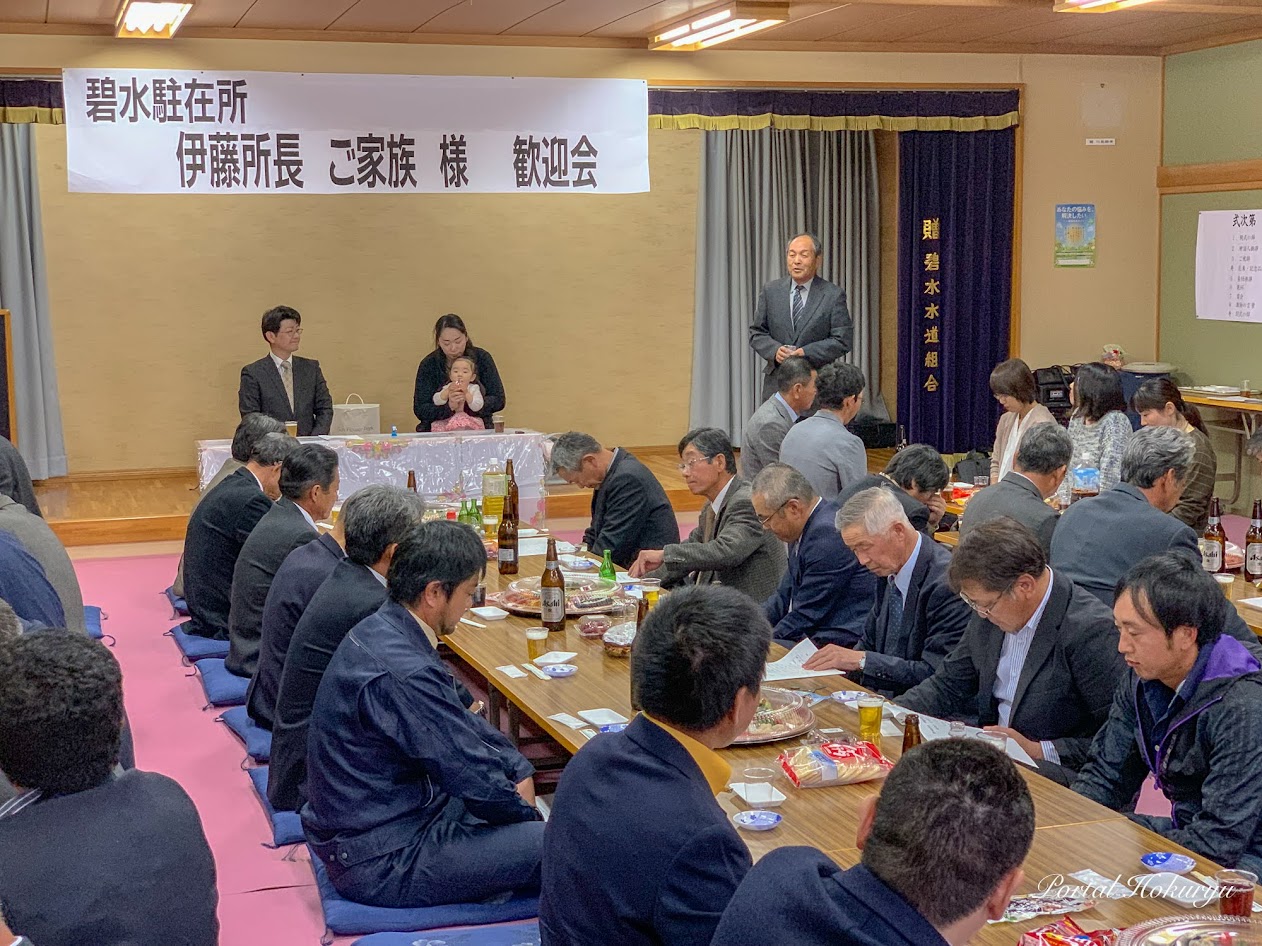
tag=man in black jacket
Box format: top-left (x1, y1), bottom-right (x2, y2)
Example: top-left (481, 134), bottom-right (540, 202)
top-left (835, 445), bottom-right (949, 538)
top-left (548, 431), bottom-right (678, 569)
top-left (225, 443), bottom-right (338, 678)
top-left (268, 484), bottom-right (426, 812)
top-left (183, 432), bottom-right (295, 640)
top-left (0, 632), bottom-right (218, 946)
top-left (899, 518), bottom-right (1124, 784)
top-left (238, 305), bottom-right (334, 436)
top-left (1073, 554), bottom-right (1262, 872)
top-left (802, 487), bottom-right (971, 697)
top-left (961, 422), bottom-right (1070, 555)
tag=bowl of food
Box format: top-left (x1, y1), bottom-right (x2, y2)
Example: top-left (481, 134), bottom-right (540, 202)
top-left (578, 615), bottom-right (612, 639)
top-left (733, 688), bottom-right (816, 745)
top-left (602, 626), bottom-right (635, 658)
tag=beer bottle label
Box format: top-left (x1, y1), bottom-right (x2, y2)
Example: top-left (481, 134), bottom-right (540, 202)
top-left (1248, 542), bottom-right (1262, 576)
top-left (540, 588), bottom-right (565, 623)
top-left (1200, 538), bottom-right (1223, 572)
top-left (500, 547), bottom-right (516, 565)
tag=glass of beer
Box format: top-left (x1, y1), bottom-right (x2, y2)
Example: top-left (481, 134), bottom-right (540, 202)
top-left (857, 695), bottom-right (884, 744)
top-left (640, 579), bottom-right (661, 608)
top-left (1217, 869), bottom-right (1257, 917)
top-left (526, 627), bottom-right (549, 662)
top-left (285, 421), bottom-right (299, 438)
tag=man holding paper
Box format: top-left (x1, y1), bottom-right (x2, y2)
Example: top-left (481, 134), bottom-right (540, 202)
top-left (801, 487), bottom-right (971, 697)
top-left (897, 518), bottom-right (1124, 784)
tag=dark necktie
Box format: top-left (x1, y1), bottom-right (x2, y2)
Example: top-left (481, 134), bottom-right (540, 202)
top-left (887, 576), bottom-right (904, 633)
top-left (791, 285), bottom-right (804, 330)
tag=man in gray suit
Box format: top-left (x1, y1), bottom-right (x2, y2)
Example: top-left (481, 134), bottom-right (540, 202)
top-left (961, 423), bottom-right (1071, 554)
top-left (779, 361), bottom-right (868, 502)
top-left (1050, 426), bottom-right (1262, 660)
top-left (629, 428), bottom-right (786, 602)
top-left (741, 357), bottom-right (815, 483)
top-left (0, 493), bottom-right (85, 635)
top-left (749, 233), bottom-right (853, 403)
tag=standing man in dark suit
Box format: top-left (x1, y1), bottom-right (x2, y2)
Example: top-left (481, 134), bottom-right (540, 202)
top-left (183, 432), bottom-right (295, 640)
top-left (540, 585), bottom-right (770, 946)
top-left (899, 519), bottom-right (1124, 784)
top-left (836, 444), bottom-right (949, 536)
top-left (1050, 426), bottom-right (1262, 660)
top-left (549, 431), bottom-right (678, 569)
top-left (226, 444), bottom-right (339, 679)
top-left (749, 233), bottom-right (853, 403)
top-left (711, 741), bottom-right (1034, 946)
top-left (740, 357), bottom-right (816, 482)
top-left (961, 422), bottom-right (1071, 554)
top-left (246, 517), bottom-right (345, 730)
top-left (629, 427), bottom-right (785, 603)
top-left (238, 305), bottom-right (334, 436)
top-left (268, 485), bottom-right (427, 810)
top-left (803, 488), bottom-right (971, 697)
top-left (751, 464), bottom-right (876, 647)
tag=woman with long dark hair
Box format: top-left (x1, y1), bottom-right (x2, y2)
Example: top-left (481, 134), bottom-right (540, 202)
top-left (1132, 378), bottom-right (1218, 530)
top-left (412, 314), bottom-right (506, 432)
top-left (1057, 362), bottom-right (1133, 506)
top-left (988, 358), bottom-right (1056, 482)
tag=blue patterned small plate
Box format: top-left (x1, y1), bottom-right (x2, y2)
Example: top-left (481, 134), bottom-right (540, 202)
top-left (541, 664), bottom-right (577, 677)
top-left (1141, 852), bottom-right (1195, 874)
top-left (732, 810), bottom-right (783, 832)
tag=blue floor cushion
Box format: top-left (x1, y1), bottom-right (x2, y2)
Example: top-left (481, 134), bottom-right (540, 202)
top-left (83, 605), bottom-right (107, 641)
top-left (352, 924), bottom-right (540, 946)
top-left (164, 585), bottom-right (189, 617)
top-left (245, 766), bottom-right (303, 847)
top-left (218, 706), bottom-right (272, 762)
top-left (310, 852), bottom-right (539, 936)
top-left (195, 658), bottom-right (248, 707)
top-left (168, 624), bottom-right (230, 661)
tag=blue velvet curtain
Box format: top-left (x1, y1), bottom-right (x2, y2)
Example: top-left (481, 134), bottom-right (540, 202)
top-left (897, 129), bottom-right (1015, 453)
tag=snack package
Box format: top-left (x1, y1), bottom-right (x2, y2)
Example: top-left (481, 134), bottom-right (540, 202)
top-left (1017, 917), bottom-right (1117, 945)
top-left (777, 740), bottom-right (893, 788)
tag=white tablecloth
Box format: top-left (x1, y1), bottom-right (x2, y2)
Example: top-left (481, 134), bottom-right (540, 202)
top-left (196, 429), bottom-right (549, 524)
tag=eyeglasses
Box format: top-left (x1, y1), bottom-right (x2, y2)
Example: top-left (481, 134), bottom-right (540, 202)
top-left (757, 500), bottom-right (789, 526)
top-left (277, 327), bottom-right (303, 337)
top-left (959, 582), bottom-right (1015, 618)
top-left (676, 455), bottom-right (716, 473)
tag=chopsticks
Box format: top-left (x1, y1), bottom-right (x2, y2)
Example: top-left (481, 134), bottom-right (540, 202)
top-left (460, 617), bottom-right (487, 628)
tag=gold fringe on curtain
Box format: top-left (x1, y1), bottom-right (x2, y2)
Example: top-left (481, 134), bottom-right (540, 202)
top-left (0, 107), bottom-right (64, 125)
top-left (648, 112), bottom-right (1020, 132)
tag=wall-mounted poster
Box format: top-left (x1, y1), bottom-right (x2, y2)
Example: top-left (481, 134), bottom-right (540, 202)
top-left (1055, 204), bottom-right (1096, 267)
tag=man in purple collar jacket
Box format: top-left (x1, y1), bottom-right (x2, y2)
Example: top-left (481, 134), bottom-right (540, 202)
top-left (1073, 553), bottom-right (1262, 872)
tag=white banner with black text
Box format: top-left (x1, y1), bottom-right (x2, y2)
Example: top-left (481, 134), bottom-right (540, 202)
top-left (62, 70), bottom-right (650, 195)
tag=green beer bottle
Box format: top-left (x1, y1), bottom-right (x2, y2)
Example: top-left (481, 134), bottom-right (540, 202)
top-left (599, 549), bottom-right (616, 581)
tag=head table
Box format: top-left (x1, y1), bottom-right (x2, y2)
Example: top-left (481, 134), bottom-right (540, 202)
top-left (444, 551), bottom-right (1248, 945)
top-left (196, 428), bottom-right (549, 523)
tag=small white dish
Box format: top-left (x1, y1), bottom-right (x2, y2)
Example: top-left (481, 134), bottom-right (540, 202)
top-left (729, 783), bottom-right (787, 807)
top-left (831, 690), bottom-right (868, 704)
top-left (518, 528), bottom-right (541, 538)
top-left (559, 554), bottom-right (596, 570)
top-left (578, 708), bottom-right (629, 726)
top-left (541, 664), bottom-right (577, 677)
top-left (470, 606), bottom-right (509, 621)
top-left (534, 651), bottom-right (579, 666)
top-left (732, 810), bottom-right (783, 832)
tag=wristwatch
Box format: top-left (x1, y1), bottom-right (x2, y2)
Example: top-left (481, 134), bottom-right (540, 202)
top-left (857, 653), bottom-right (867, 671)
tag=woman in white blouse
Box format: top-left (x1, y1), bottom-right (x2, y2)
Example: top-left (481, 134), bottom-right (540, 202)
top-left (989, 358), bottom-right (1056, 483)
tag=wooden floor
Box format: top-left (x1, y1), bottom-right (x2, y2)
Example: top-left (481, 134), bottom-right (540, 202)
top-left (35, 446), bottom-right (897, 546)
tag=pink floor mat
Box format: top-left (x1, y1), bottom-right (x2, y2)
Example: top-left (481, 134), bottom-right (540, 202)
top-left (74, 553), bottom-right (352, 946)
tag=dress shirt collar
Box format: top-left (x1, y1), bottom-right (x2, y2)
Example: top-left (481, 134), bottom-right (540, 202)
top-left (711, 476), bottom-right (735, 518)
top-left (1021, 568), bottom-right (1056, 636)
top-left (368, 566), bottom-right (388, 587)
top-left (772, 392), bottom-right (799, 423)
top-left (1009, 471), bottom-right (1039, 493)
top-left (401, 604), bottom-right (440, 648)
top-left (643, 714), bottom-right (731, 795)
top-left (293, 501), bottom-right (318, 532)
top-left (790, 277), bottom-right (812, 302)
top-left (893, 533), bottom-right (923, 601)
top-left (246, 466), bottom-right (267, 495)
top-left (270, 351), bottom-right (292, 372)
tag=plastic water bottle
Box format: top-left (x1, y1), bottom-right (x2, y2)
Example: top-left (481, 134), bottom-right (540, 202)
top-left (390, 425), bottom-right (398, 437)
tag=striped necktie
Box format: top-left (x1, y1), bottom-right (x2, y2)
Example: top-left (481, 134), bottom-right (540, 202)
top-left (791, 285), bottom-right (804, 330)
top-left (279, 360), bottom-right (295, 412)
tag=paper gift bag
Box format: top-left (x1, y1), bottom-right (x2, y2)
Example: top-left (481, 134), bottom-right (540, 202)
top-left (330, 394), bottom-right (380, 436)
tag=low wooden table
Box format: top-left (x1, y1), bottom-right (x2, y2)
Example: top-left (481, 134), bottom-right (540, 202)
top-left (1182, 390), bottom-right (1262, 504)
top-left (445, 553), bottom-right (1246, 935)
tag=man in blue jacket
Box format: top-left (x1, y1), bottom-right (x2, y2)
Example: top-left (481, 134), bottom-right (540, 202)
top-left (1073, 553), bottom-right (1262, 872)
top-left (303, 521), bottom-right (542, 908)
top-left (540, 585), bottom-right (771, 945)
top-left (711, 739), bottom-right (1035, 946)
top-left (752, 463), bottom-right (877, 646)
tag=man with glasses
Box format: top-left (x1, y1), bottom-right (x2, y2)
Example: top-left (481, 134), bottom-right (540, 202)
top-left (239, 305), bottom-right (334, 436)
top-left (629, 428), bottom-right (786, 602)
top-left (898, 518), bottom-right (1123, 784)
top-left (752, 463), bottom-right (876, 647)
top-left (779, 361), bottom-right (868, 503)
